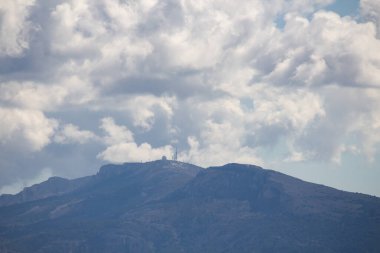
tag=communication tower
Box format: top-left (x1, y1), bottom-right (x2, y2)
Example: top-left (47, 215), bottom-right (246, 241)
top-left (172, 147), bottom-right (178, 161)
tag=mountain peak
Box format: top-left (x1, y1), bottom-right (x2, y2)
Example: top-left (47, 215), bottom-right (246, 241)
top-left (97, 160), bottom-right (202, 178)
top-left (0, 161), bottom-right (379, 252)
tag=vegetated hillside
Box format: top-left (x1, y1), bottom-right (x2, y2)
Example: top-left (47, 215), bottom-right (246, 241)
top-left (0, 160), bottom-right (379, 253)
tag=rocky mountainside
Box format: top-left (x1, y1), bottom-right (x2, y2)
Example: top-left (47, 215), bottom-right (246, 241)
top-left (0, 160), bottom-right (379, 252)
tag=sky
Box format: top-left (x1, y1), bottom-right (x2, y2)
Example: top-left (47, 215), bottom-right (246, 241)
top-left (0, 0), bottom-right (380, 196)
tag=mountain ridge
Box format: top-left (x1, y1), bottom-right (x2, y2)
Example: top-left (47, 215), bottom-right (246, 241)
top-left (0, 160), bottom-right (379, 252)
top-left (2, 160), bottom-right (375, 205)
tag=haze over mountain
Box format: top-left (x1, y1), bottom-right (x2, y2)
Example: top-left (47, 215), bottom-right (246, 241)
top-left (1, 160), bottom-right (379, 252)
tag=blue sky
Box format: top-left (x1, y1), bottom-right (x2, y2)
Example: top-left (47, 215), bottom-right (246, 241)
top-left (327, 0), bottom-right (360, 16)
top-left (0, 0), bottom-right (380, 196)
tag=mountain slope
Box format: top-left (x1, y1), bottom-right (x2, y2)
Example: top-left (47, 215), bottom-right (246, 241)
top-left (0, 161), bottom-right (379, 253)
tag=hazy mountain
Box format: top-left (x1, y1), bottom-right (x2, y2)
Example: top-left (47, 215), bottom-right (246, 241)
top-left (0, 160), bottom-right (379, 252)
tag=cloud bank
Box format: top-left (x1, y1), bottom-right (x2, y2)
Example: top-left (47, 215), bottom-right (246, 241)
top-left (1, 0), bottom-right (380, 195)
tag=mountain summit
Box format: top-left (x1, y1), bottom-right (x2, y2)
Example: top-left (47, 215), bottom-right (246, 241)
top-left (0, 161), bottom-right (379, 252)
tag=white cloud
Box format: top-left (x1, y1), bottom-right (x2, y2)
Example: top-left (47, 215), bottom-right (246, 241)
top-left (0, 108), bottom-right (58, 151)
top-left (94, 95), bottom-right (176, 131)
top-left (58, 76), bottom-right (98, 105)
top-left (125, 95), bottom-right (175, 130)
top-left (249, 84), bottom-right (325, 132)
top-left (1, 0), bottom-right (380, 195)
top-left (178, 85), bottom-right (325, 165)
top-left (180, 136), bottom-right (262, 167)
top-left (0, 0), bottom-right (36, 56)
top-left (262, 11), bottom-right (380, 88)
top-left (349, 88), bottom-right (380, 162)
top-left (97, 142), bottom-right (172, 164)
top-left (54, 124), bottom-right (97, 144)
top-left (97, 117), bottom-right (172, 163)
top-left (100, 117), bottom-right (134, 145)
top-left (0, 76), bottom-right (96, 111)
top-left (290, 86), bottom-right (380, 163)
top-left (361, 0), bottom-right (380, 36)
top-left (206, 82), bottom-right (377, 166)
top-left (50, 0), bottom-right (106, 56)
top-left (0, 81), bottom-right (68, 110)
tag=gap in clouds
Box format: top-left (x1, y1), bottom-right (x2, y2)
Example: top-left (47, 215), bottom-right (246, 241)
top-left (327, 0), bottom-right (360, 17)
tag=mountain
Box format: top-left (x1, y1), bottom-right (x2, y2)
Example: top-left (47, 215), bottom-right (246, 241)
top-left (0, 176), bottom-right (93, 207)
top-left (0, 160), bottom-right (379, 252)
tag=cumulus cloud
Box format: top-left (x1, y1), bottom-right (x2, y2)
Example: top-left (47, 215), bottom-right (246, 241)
top-left (1, 0), bottom-right (380, 195)
top-left (175, 84), bottom-right (326, 165)
top-left (0, 108), bottom-right (57, 151)
top-left (100, 117), bottom-right (134, 145)
top-left (54, 123), bottom-right (97, 144)
top-left (98, 142), bottom-right (172, 164)
top-left (361, 0), bottom-right (380, 36)
top-left (261, 11), bottom-right (380, 88)
top-left (0, 76), bottom-right (97, 110)
top-left (93, 95), bottom-right (176, 131)
top-left (97, 117), bottom-right (172, 163)
top-left (292, 86), bottom-right (380, 163)
top-left (249, 85), bottom-right (325, 132)
top-left (0, 81), bottom-right (67, 110)
top-left (124, 95), bottom-right (176, 130)
top-left (0, 0), bottom-right (36, 56)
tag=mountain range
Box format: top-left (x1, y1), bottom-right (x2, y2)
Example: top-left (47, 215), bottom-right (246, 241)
top-left (0, 160), bottom-right (379, 252)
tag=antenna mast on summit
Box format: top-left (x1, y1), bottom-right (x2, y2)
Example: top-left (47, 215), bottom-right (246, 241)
top-left (172, 147), bottom-right (178, 161)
